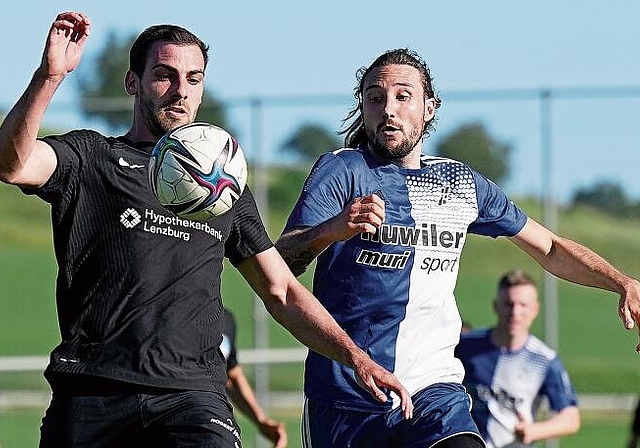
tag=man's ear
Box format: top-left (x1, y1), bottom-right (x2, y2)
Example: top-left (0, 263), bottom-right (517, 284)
top-left (424, 97), bottom-right (436, 122)
top-left (124, 70), bottom-right (138, 95)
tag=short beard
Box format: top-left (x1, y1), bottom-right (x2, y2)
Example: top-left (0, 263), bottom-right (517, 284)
top-left (367, 127), bottom-right (423, 162)
top-left (139, 89), bottom-right (191, 140)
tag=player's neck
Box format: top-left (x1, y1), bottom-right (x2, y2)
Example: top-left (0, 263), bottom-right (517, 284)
top-left (490, 327), bottom-right (529, 352)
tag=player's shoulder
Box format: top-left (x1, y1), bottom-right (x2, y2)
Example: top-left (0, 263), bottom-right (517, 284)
top-left (308, 147), bottom-right (368, 177)
top-left (524, 334), bottom-right (557, 360)
top-left (421, 154), bottom-right (468, 168)
top-left (458, 328), bottom-right (491, 348)
top-left (329, 146), bottom-right (367, 163)
top-left (43, 128), bottom-right (108, 145)
top-left (420, 154), bottom-right (477, 181)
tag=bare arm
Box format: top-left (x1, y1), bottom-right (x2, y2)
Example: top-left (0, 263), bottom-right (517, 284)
top-left (515, 406), bottom-right (580, 444)
top-left (0, 12), bottom-right (90, 187)
top-left (510, 217), bottom-right (640, 349)
top-left (226, 365), bottom-right (287, 448)
top-left (275, 193), bottom-right (385, 276)
top-left (237, 247), bottom-right (412, 418)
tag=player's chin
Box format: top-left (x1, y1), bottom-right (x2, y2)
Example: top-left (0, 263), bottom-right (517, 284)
top-left (159, 114), bottom-right (192, 132)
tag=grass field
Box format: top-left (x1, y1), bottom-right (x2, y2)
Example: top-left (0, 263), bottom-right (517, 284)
top-left (1, 171), bottom-right (640, 447)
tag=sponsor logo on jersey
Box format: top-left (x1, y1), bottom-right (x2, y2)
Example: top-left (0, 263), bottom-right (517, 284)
top-left (356, 249), bottom-right (411, 269)
top-left (120, 208), bottom-right (141, 228)
top-left (357, 223), bottom-right (466, 273)
top-left (119, 207), bottom-right (224, 242)
top-left (361, 223), bottom-right (465, 249)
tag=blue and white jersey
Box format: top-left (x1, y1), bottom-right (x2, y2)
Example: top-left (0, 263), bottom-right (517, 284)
top-left (455, 329), bottom-right (578, 448)
top-left (284, 146), bottom-right (528, 412)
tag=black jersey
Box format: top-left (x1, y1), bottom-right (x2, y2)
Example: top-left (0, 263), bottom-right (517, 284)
top-left (25, 129), bottom-right (272, 393)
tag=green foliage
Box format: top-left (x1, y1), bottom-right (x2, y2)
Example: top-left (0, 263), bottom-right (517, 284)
top-left (197, 92), bottom-right (230, 131)
top-left (281, 123), bottom-right (340, 162)
top-left (76, 31), bottom-right (135, 131)
top-left (571, 179), bottom-right (640, 219)
top-left (435, 121), bottom-right (511, 184)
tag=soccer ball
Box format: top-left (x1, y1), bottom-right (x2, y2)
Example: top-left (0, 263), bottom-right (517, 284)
top-left (149, 122), bottom-right (247, 221)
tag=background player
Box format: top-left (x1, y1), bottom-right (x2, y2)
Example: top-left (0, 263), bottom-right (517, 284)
top-left (221, 307), bottom-right (288, 447)
top-left (455, 270), bottom-right (580, 447)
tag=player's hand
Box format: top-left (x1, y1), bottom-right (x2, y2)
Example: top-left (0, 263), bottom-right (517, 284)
top-left (617, 278), bottom-right (640, 352)
top-left (328, 193), bottom-right (385, 241)
top-left (514, 411), bottom-right (536, 444)
top-left (352, 353), bottom-right (413, 420)
top-left (257, 417), bottom-right (287, 448)
top-left (41, 12), bottom-right (91, 79)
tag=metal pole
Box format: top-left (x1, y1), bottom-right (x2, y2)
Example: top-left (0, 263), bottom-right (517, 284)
top-left (540, 90), bottom-right (559, 448)
top-left (250, 97), bottom-right (270, 448)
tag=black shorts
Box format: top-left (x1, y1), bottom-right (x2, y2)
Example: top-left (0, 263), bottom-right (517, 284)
top-left (39, 389), bottom-right (242, 448)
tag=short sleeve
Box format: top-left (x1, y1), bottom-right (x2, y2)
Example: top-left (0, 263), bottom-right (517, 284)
top-left (224, 186), bottom-right (273, 266)
top-left (284, 152), bottom-right (353, 231)
top-left (468, 170), bottom-right (528, 237)
top-left (540, 357), bottom-right (578, 412)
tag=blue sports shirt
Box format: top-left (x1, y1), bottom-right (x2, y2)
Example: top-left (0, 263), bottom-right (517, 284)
top-left (284, 146), bottom-right (528, 412)
top-left (455, 329), bottom-right (578, 448)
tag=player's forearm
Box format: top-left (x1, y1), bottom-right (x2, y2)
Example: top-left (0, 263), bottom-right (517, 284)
top-left (265, 278), bottom-right (365, 369)
top-left (276, 225), bottom-right (334, 277)
top-left (537, 236), bottom-right (634, 295)
top-left (238, 249), bottom-right (363, 369)
top-left (511, 218), bottom-right (635, 295)
top-left (0, 70), bottom-right (62, 184)
top-left (226, 367), bottom-right (268, 424)
top-left (528, 407), bottom-right (580, 442)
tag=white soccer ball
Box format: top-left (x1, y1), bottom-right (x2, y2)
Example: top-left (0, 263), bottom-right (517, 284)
top-left (149, 122), bottom-right (247, 221)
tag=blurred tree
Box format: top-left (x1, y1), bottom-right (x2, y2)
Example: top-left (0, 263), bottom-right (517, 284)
top-left (434, 122), bottom-right (511, 185)
top-left (76, 30), bottom-right (228, 133)
top-left (571, 180), bottom-right (632, 217)
top-left (281, 123), bottom-right (340, 163)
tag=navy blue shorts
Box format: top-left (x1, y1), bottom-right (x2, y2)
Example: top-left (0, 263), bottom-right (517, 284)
top-left (39, 389), bottom-right (242, 448)
top-left (302, 382), bottom-right (485, 448)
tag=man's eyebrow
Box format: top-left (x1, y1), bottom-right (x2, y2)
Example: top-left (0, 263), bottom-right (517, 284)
top-left (364, 82), bottom-right (414, 92)
top-left (150, 63), bottom-right (205, 76)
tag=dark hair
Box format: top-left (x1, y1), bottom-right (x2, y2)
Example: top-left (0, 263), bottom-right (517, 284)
top-left (339, 48), bottom-right (442, 148)
top-left (129, 24), bottom-right (209, 78)
top-left (497, 270), bottom-right (537, 292)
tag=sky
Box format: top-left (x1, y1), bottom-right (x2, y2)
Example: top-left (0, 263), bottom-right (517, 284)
top-left (2, 0), bottom-right (639, 203)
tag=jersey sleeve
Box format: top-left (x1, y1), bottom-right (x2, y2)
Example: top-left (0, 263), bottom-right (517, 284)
top-left (284, 152), bottom-right (353, 231)
top-left (540, 356), bottom-right (579, 412)
top-left (21, 131), bottom-right (95, 206)
top-left (225, 186), bottom-right (274, 266)
top-left (468, 170), bottom-right (528, 237)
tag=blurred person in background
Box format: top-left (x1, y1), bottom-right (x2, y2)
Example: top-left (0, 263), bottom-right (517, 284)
top-left (276, 47), bottom-right (640, 448)
top-left (626, 397), bottom-right (640, 448)
top-left (0, 12), bottom-right (411, 447)
top-left (221, 307), bottom-right (288, 447)
top-left (455, 270), bottom-right (580, 447)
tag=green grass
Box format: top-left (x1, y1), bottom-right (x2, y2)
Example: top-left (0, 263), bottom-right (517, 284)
top-left (2, 171), bottom-right (640, 446)
top-left (2, 178), bottom-right (640, 392)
